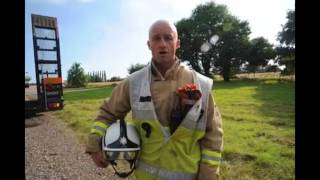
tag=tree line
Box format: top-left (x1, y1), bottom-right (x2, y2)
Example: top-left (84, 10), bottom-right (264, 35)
top-left (87, 71), bottom-right (107, 82)
top-left (175, 2), bottom-right (294, 81)
top-left (129, 2), bottom-right (295, 81)
top-left (67, 63), bottom-right (123, 87)
top-left (67, 2), bottom-right (294, 87)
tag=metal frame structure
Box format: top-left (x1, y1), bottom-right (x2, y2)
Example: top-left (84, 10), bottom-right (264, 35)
top-left (29, 14), bottom-right (64, 112)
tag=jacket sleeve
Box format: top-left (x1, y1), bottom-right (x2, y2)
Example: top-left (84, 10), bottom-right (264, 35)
top-left (198, 93), bottom-right (223, 180)
top-left (85, 79), bottom-right (131, 153)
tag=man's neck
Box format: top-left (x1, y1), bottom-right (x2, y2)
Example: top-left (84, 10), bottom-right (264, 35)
top-left (152, 58), bottom-right (176, 77)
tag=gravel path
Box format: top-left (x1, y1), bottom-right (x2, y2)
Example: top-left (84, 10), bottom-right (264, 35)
top-left (25, 112), bottom-right (120, 180)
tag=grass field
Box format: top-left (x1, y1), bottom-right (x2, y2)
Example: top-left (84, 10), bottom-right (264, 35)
top-left (53, 74), bottom-right (295, 180)
top-left (214, 79), bottom-right (294, 179)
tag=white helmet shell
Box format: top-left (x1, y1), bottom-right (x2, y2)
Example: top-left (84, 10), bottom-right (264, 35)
top-left (102, 120), bottom-right (140, 152)
top-left (101, 119), bottom-right (140, 178)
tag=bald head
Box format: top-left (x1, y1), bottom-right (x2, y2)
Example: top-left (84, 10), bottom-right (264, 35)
top-left (147, 19), bottom-right (180, 72)
top-left (148, 20), bottom-right (178, 40)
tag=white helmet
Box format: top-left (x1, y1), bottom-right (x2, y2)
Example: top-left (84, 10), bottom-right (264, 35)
top-left (102, 119), bottom-right (140, 178)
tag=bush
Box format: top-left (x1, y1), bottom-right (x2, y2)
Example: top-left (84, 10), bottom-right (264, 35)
top-left (25, 75), bottom-right (31, 87)
top-left (109, 76), bottom-right (122, 82)
top-left (127, 63), bottom-right (146, 74)
top-left (67, 62), bottom-right (88, 88)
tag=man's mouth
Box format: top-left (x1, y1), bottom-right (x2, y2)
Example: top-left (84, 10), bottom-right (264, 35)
top-left (159, 51), bottom-right (168, 55)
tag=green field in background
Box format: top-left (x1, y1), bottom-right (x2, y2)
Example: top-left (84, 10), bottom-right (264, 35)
top-left (53, 77), bottom-right (295, 180)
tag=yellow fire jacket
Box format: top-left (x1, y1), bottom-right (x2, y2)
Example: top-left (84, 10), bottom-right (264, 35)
top-left (86, 60), bottom-right (223, 179)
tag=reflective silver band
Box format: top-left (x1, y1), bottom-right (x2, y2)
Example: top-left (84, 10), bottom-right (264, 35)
top-left (137, 161), bottom-right (196, 180)
top-left (132, 109), bottom-right (156, 120)
top-left (201, 154), bottom-right (222, 162)
top-left (129, 65), bottom-right (156, 120)
top-left (179, 71), bottom-right (211, 131)
top-left (92, 126), bottom-right (106, 133)
top-left (180, 98), bottom-right (205, 130)
top-left (129, 65), bottom-right (212, 131)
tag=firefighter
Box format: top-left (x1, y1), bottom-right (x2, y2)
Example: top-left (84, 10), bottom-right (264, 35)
top-left (86, 19), bottom-right (223, 180)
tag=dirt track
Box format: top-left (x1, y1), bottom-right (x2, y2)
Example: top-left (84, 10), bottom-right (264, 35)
top-left (25, 112), bottom-right (119, 180)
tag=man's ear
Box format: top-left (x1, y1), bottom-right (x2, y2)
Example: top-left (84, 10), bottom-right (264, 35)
top-left (176, 39), bottom-right (181, 49)
top-left (147, 41), bottom-right (151, 50)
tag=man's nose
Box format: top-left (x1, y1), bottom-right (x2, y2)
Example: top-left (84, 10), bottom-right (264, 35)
top-left (159, 38), bottom-right (166, 47)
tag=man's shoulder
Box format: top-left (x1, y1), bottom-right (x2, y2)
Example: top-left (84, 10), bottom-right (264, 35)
top-left (180, 66), bottom-right (213, 89)
top-left (195, 72), bottom-right (212, 82)
top-left (178, 62), bottom-right (193, 76)
top-left (127, 65), bottom-right (149, 80)
top-left (179, 63), bottom-right (212, 83)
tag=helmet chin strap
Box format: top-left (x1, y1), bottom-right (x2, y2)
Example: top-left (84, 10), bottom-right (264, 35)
top-left (103, 119), bottom-right (140, 178)
top-left (110, 159), bottom-right (136, 178)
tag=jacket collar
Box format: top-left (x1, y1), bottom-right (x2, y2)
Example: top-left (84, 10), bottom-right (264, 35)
top-left (151, 58), bottom-right (181, 81)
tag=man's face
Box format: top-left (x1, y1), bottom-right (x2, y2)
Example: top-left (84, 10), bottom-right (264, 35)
top-left (147, 23), bottom-right (180, 65)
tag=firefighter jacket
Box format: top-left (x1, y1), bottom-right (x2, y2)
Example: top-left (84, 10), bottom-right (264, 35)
top-left (86, 60), bottom-right (223, 180)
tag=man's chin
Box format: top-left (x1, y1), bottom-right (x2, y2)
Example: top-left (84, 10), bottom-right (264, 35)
top-left (154, 56), bottom-right (174, 63)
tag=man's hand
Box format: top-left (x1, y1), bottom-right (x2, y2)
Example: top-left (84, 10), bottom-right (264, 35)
top-left (90, 151), bottom-right (109, 168)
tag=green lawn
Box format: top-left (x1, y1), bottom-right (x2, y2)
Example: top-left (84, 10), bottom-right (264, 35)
top-left (53, 78), bottom-right (295, 180)
top-left (213, 79), bottom-right (294, 179)
top-left (54, 86), bottom-right (114, 141)
top-left (63, 86), bottom-right (114, 101)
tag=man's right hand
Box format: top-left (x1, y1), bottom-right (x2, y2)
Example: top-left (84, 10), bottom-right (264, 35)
top-left (90, 151), bottom-right (109, 168)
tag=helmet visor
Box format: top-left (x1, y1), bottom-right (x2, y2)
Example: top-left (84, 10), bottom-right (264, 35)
top-left (106, 151), bottom-right (140, 178)
top-left (105, 151), bottom-right (139, 161)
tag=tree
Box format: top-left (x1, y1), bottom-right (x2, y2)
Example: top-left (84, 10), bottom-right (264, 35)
top-left (276, 10), bottom-right (295, 75)
top-left (176, 2), bottom-right (251, 81)
top-left (94, 71), bottom-right (102, 82)
top-left (109, 76), bottom-right (122, 82)
top-left (87, 70), bottom-right (107, 82)
top-left (213, 15), bottom-right (251, 81)
top-left (25, 75), bottom-right (31, 83)
top-left (103, 71), bottom-right (107, 82)
top-left (245, 37), bottom-right (276, 75)
top-left (128, 63), bottom-right (146, 74)
top-left (264, 64), bottom-right (281, 72)
top-left (67, 62), bottom-right (87, 87)
top-left (25, 73), bottom-right (31, 87)
top-left (277, 10), bottom-right (295, 46)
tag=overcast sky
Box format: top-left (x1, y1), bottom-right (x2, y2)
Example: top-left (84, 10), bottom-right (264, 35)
top-left (25, 0), bottom-right (295, 82)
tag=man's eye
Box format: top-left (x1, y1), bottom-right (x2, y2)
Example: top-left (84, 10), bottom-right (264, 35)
top-left (153, 36), bottom-right (161, 41)
top-left (165, 36), bottom-right (173, 41)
